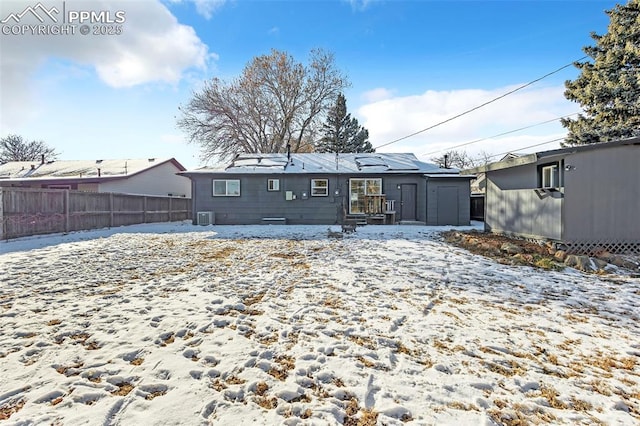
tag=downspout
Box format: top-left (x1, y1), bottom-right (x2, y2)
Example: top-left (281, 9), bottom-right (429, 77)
top-left (191, 178), bottom-right (197, 224)
top-left (423, 175), bottom-right (429, 225)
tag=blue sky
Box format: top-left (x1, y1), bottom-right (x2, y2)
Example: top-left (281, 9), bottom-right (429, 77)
top-left (0, 0), bottom-right (622, 169)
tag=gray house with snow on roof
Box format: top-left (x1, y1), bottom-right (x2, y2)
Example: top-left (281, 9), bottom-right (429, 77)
top-left (181, 152), bottom-right (474, 226)
top-left (464, 137), bottom-right (640, 254)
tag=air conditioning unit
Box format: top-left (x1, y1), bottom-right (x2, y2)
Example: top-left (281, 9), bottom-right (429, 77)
top-left (197, 211), bottom-right (214, 226)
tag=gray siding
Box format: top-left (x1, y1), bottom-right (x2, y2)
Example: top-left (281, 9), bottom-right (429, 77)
top-left (383, 176), bottom-right (427, 223)
top-left (484, 143), bottom-right (640, 244)
top-left (487, 163), bottom-right (539, 190)
top-left (425, 178), bottom-right (471, 225)
top-left (484, 163), bottom-right (563, 240)
top-left (485, 181), bottom-right (562, 240)
top-left (563, 145), bottom-right (640, 243)
top-left (190, 173), bottom-right (430, 225)
top-left (192, 174), bottom-right (340, 224)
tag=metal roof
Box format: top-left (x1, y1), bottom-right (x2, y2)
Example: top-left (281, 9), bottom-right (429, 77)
top-left (0, 158), bottom-right (184, 180)
top-left (183, 153), bottom-right (456, 175)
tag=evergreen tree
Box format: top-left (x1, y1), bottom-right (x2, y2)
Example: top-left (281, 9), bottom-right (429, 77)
top-left (561, 0), bottom-right (640, 145)
top-left (317, 94), bottom-right (374, 153)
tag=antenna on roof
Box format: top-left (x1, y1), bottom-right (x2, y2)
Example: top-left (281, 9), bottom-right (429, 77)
top-left (286, 144), bottom-right (291, 161)
top-left (335, 152), bottom-right (339, 170)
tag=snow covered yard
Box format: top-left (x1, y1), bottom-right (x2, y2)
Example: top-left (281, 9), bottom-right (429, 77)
top-left (1, 222), bottom-right (639, 425)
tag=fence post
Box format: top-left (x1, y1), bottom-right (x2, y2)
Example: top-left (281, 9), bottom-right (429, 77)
top-left (109, 193), bottom-right (114, 228)
top-left (168, 197), bottom-right (173, 222)
top-left (143, 197), bottom-right (147, 223)
top-left (0, 189), bottom-right (4, 240)
top-left (64, 189), bottom-right (70, 233)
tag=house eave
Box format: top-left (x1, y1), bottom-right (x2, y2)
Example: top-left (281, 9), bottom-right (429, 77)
top-left (463, 154), bottom-right (538, 174)
top-left (423, 173), bottom-right (476, 179)
top-left (463, 136), bottom-right (640, 174)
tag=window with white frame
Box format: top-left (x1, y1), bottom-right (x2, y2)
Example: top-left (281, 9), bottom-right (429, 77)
top-left (267, 179), bottom-right (280, 191)
top-left (540, 164), bottom-right (559, 188)
top-left (311, 179), bottom-right (328, 196)
top-left (349, 178), bottom-right (382, 214)
top-left (213, 179), bottom-right (240, 196)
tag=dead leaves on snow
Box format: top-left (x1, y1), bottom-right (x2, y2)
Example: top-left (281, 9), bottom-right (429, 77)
top-left (0, 398), bottom-right (26, 421)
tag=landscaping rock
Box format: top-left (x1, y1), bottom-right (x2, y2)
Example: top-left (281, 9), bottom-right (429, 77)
top-left (501, 242), bottom-right (523, 255)
top-left (593, 250), bottom-right (614, 262)
top-left (564, 255), bottom-right (595, 272)
top-left (610, 255), bottom-right (639, 270)
top-left (479, 242), bottom-right (501, 255)
top-left (553, 250), bottom-right (567, 262)
top-left (442, 230), bottom-right (637, 276)
top-left (466, 237), bottom-right (482, 247)
top-left (513, 253), bottom-right (534, 263)
top-left (591, 258), bottom-right (609, 270)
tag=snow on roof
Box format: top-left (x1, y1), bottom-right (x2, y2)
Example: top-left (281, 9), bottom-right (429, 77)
top-left (0, 158), bottom-right (179, 179)
top-left (187, 153), bottom-right (451, 175)
top-left (0, 162), bottom-right (35, 178)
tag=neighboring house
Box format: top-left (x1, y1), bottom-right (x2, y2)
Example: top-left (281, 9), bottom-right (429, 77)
top-left (0, 158), bottom-right (190, 197)
top-left (180, 152), bottom-right (474, 226)
top-left (465, 137), bottom-right (640, 254)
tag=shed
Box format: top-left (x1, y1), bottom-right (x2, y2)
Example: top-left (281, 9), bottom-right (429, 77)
top-left (464, 137), bottom-right (640, 254)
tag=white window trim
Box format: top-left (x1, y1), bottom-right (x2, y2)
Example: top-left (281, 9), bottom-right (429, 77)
top-left (541, 165), bottom-right (558, 189)
top-left (213, 179), bottom-right (241, 196)
top-left (311, 179), bottom-right (329, 196)
top-left (349, 178), bottom-right (383, 214)
top-left (267, 179), bottom-right (280, 191)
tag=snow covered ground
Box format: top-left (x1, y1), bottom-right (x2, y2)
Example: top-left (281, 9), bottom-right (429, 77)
top-left (1, 222), bottom-right (638, 425)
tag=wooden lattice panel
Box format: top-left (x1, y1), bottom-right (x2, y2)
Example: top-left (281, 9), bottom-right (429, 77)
top-left (562, 240), bottom-right (640, 256)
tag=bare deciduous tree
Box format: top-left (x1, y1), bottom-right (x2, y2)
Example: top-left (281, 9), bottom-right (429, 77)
top-left (431, 150), bottom-right (474, 169)
top-left (0, 134), bottom-right (59, 164)
top-left (430, 149), bottom-right (494, 169)
top-left (178, 49), bottom-right (349, 162)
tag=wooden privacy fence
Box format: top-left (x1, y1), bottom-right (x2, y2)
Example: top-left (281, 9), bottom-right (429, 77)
top-left (0, 187), bottom-right (192, 240)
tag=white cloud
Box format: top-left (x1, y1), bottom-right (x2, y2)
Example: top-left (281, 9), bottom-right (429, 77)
top-left (357, 84), bottom-right (580, 162)
top-left (361, 87), bottom-right (395, 103)
top-left (193, 0), bottom-right (226, 19)
top-left (165, 0), bottom-right (227, 19)
top-left (0, 0), bottom-right (212, 127)
top-left (346, 0), bottom-right (375, 12)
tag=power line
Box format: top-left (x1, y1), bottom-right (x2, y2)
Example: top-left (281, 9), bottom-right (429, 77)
top-left (420, 112), bottom-right (578, 157)
top-left (484, 137), bottom-right (565, 161)
top-left (373, 57), bottom-right (586, 150)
